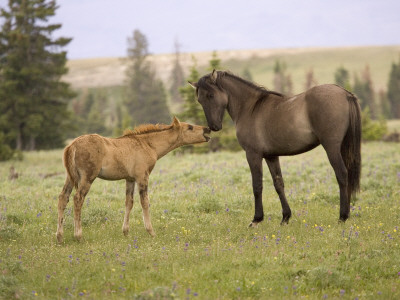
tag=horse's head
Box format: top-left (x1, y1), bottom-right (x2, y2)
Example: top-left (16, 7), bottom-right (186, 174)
top-left (189, 70), bottom-right (228, 132)
top-left (172, 117), bottom-right (211, 145)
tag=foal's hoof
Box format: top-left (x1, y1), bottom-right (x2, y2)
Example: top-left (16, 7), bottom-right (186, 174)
top-left (56, 233), bottom-right (63, 244)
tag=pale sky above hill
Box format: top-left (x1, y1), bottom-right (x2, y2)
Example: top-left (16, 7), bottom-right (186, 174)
top-left (1, 0), bottom-right (400, 59)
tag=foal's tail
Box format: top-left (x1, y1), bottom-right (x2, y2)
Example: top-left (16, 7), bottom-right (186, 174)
top-left (341, 91), bottom-right (362, 201)
top-left (63, 144), bottom-right (79, 189)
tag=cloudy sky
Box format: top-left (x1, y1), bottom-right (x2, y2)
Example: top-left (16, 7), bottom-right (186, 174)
top-left (1, 0), bottom-right (400, 59)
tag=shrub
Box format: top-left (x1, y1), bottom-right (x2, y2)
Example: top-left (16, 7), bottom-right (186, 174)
top-left (361, 108), bottom-right (388, 141)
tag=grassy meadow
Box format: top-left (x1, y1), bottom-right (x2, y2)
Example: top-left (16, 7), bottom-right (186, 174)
top-left (1, 142), bottom-right (400, 299)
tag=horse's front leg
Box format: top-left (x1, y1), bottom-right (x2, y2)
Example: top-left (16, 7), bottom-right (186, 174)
top-left (122, 180), bottom-right (135, 236)
top-left (138, 177), bottom-right (155, 237)
top-left (246, 151), bottom-right (264, 227)
top-left (265, 156), bottom-right (292, 224)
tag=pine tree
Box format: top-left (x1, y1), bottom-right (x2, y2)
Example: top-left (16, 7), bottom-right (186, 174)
top-left (304, 68), bottom-right (318, 90)
top-left (124, 30), bottom-right (170, 125)
top-left (169, 40), bottom-right (185, 112)
top-left (387, 57), bottom-right (400, 118)
top-left (179, 56), bottom-right (205, 125)
top-left (334, 66), bottom-right (352, 91)
top-left (0, 0), bottom-right (74, 151)
top-left (273, 60), bottom-right (292, 95)
top-left (208, 51), bottom-right (221, 71)
top-left (354, 65), bottom-right (377, 119)
top-left (242, 67), bottom-right (253, 81)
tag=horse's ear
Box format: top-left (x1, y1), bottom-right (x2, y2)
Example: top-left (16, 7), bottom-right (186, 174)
top-left (188, 81), bottom-right (198, 89)
top-left (172, 116), bottom-right (181, 128)
top-left (211, 69), bottom-right (218, 83)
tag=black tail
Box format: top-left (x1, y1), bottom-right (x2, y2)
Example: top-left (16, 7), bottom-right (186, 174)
top-left (341, 92), bottom-right (362, 202)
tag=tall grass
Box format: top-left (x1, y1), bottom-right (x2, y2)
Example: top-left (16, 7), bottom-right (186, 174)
top-left (1, 143), bottom-right (399, 299)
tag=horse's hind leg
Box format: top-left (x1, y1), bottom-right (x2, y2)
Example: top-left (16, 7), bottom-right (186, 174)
top-left (324, 145), bottom-right (349, 221)
top-left (265, 156), bottom-right (292, 224)
top-left (122, 180), bottom-right (135, 236)
top-left (56, 176), bottom-right (74, 243)
top-left (73, 178), bottom-right (92, 241)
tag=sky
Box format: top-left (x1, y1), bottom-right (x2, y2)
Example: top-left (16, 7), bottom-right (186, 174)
top-left (1, 0), bottom-right (400, 59)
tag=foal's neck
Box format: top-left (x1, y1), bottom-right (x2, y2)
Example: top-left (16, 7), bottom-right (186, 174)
top-left (142, 129), bottom-right (180, 159)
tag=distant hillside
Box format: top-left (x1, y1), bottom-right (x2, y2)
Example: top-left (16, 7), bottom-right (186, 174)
top-left (64, 45), bottom-right (400, 94)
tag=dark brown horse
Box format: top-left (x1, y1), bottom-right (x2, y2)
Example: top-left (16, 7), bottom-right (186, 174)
top-left (190, 70), bottom-right (361, 227)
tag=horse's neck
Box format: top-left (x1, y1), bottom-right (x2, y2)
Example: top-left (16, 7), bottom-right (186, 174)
top-left (221, 77), bottom-right (262, 122)
top-left (141, 130), bottom-right (179, 159)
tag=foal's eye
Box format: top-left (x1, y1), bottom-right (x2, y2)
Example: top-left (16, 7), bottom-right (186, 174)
top-left (207, 93), bottom-right (214, 99)
top-left (188, 125), bottom-right (193, 130)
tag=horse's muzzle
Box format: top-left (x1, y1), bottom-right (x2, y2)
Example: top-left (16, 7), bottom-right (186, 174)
top-left (209, 125), bottom-right (221, 132)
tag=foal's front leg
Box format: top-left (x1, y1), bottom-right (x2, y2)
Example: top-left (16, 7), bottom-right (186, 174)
top-left (122, 180), bottom-right (135, 236)
top-left (138, 177), bottom-right (155, 236)
top-left (246, 151), bottom-right (264, 227)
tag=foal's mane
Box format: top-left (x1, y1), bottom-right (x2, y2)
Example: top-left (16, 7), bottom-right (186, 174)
top-left (200, 71), bottom-right (284, 98)
top-left (121, 123), bottom-right (172, 137)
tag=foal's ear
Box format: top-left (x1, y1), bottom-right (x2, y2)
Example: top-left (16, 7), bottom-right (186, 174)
top-left (188, 81), bottom-right (198, 89)
top-left (172, 116), bottom-right (181, 128)
top-left (211, 69), bottom-right (218, 83)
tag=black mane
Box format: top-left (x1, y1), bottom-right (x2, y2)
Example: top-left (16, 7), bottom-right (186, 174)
top-left (198, 71), bottom-right (284, 98)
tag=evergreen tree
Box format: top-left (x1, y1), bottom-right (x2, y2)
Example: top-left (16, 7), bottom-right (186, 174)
top-left (273, 60), bottom-right (292, 95)
top-left (169, 40), bottom-right (185, 112)
top-left (242, 67), bottom-right (253, 81)
top-left (354, 65), bottom-right (377, 119)
top-left (0, 0), bottom-right (74, 151)
top-left (179, 56), bottom-right (205, 125)
top-left (378, 89), bottom-right (392, 119)
top-left (124, 29), bottom-right (170, 125)
top-left (334, 66), bottom-right (352, 90)
top-left (208, 50), bottom-right (221, 71)
top-left (304, 68), bottom-right (317, 90)
top-left (387, 57), bottom-right (400, 118)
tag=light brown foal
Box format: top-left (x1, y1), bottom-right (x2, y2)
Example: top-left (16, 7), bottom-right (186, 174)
top-left (56, 117), bottom-right (210, 243)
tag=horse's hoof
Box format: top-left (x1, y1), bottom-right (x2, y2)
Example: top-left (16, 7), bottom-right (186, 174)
top-left (248, 222), bottom-right (259, 228)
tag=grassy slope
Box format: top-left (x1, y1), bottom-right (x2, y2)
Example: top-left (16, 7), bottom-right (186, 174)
top-left (64, 45), bottom-right (400, 94)
top-left (1, 143), bottom-right (400, 299)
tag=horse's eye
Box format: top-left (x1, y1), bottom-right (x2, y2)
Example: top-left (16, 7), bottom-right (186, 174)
top-left (188, 125), bottom-right (193, 130)
top-left (207, 94), bottom-right (214, 99)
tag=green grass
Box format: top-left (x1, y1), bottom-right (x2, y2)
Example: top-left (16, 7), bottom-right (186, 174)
top-left (1, 143), bottom-right (400, 299)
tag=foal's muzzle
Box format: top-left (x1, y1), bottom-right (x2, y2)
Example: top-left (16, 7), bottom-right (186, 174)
top-left (203, 127), bottom-right (211, 141)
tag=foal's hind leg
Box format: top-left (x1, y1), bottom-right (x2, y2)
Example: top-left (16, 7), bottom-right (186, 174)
top-left (138, 177), bottom-right (155, 237)
top-left (122, 180), bottom-right (135, 236)
top-left (73, 178), bottom-right (92, 241)
top-left (56, 176), bottom-right (74, 243)
top-left (265, 156), bottom-right (292, 224)
top-left (324, 145), bottom-right (349, 221)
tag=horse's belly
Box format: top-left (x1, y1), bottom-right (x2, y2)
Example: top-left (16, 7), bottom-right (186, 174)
top-left (265, 128), bottom-right (319, 156)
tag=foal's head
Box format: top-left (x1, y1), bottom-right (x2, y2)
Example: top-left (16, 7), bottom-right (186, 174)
top-left (189, 70), bottom-right (228, 132)
top-left (172, 117), bottom-right (211, 145)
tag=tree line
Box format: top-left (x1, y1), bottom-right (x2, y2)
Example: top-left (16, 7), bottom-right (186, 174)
top-left (1, 0), bottom-right (400, 161)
